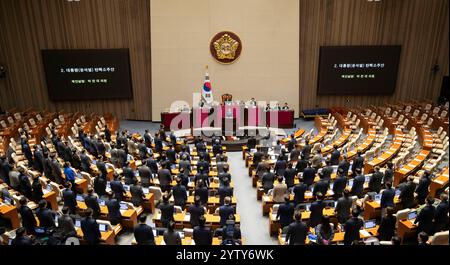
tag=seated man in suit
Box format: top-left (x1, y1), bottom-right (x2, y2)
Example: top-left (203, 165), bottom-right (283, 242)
top-left (218, 197), bottom-right (235, 227)
top-left (81, 208), bottom-right (101, 245)
top-left (35, 200), bottom-right (56, 230)
top-left (273, 176), bottom-right (288, 204)
top-left (105, 193), bottom-right (122, 226)
top-left (343, 209), bottom-right (364, 245)
top-left (193, 215), bottom-right (212, 245)
top-left (285, 211), bottom-right (308, 245)
top-left (133, 215), bottom-right (155, 245)
top-left (277, 195), bottom-right (295, 229)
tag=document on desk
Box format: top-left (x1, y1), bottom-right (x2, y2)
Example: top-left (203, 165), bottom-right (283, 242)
top-left (360, 230), bottom-right (371, 237)
top-left (183, 214), bottom-right (191, 222)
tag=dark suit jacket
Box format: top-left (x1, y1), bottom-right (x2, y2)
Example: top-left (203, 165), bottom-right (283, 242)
top-left (368, 172), bottom-right (383, 193)
top-left (62, 188), bottom-right (77, 211)
top-left (377, 214), bottom-right (396, 241)
top-left (380, 188), bottom-right (395, 208)
top-left (158, 169), bottom-right (172, 187)
top-left (399, 182), bottom-right (416, 208)
top-left (330, 149), bottom-right (341, 165)
top-left (193, 226), bottom-right (213, 245)
top-left (81, 217), bottom-right (101, 245)
top-left (351, 175), bottom-right (365, 197)
top-left (36, 207), bottom-right (56, 229)
top-left (274, 160), bottom-right (287, 176)
top-left (219, 205), bottom-right (235, 226)
top-left (172, 184), bottom-right (187, 206)
top-left (344, 217), bottom-right (363, 245)
top-left (195, 186), bottom-right (209, 205)
top-left (415, 177), bottom-right (431, 200)
top-left (130, 184), bottom-right (145, 207)
top-left (106, 199), bottom-right (122, 224)
top-left (134, 223), bottom-right (155, 245)
top-left (333, 175), bottom-right (347, 198)
top-left (84, 194), bottom-right (101, 217)
top-left (261, 172), bottom-right (275, 191)
top-left (415, 205), bottom-right (435, 234)
top-left (338, 160), bottom-right (350, 175)
top-left (295, 159), bottom-right (307, 173)
top-left (434, 201), bottom-right (449, 231)
top-left (351, 155), bottom-right (364, 172)
top-left (293, 183), bottom-right (307, 205)
top-left (188, 204), bottom-right (205, 227)
top-left (286, 221), bottom-right (307, 245)
top-left (19, 205), bottom-right (37, 232)
top-left (158, 202), bottom-right (175, 225)
top-left (218, 186), bottom-right (233, 205)
top-left (277, 202), bottom-right (295, 227)
top-left (110, 180), bottom-right (126, 201)
top-left (309, 200), bottom-right (324, 227)
top-left (123, 167), bottom-right (135, 185)
top-left (302, 167), bottom-right (316, 186)
top-left (313, 179), bottom-right (329, 196)
top-left (284, 168), bottom-right (296, 188)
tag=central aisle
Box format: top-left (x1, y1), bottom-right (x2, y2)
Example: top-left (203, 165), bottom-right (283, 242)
top-left (227, 152), bottom-right (278, 245)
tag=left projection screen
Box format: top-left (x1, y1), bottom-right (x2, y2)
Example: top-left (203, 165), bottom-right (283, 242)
top-left (42, 49), bottom-right (133, 101)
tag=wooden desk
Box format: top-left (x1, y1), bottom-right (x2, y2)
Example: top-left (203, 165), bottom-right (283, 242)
top-left (184, 196), bottom-right (237, 211)
top-left (430, 167), bottom-right (449, 198)
top-left (0, 203), bottom-right (21, 229)
top-left (42, 191), bottom-right (58, 211)
top-left (398, 219), bottom-right (417, 242)
top-left (394, 150), bottom-right (430, 186)
top-left (155, 235), bottom-right (222, 245)
top-left (363, 197), bottom-right (401, 220)
top-left (153, 212), bottom-right (240, 230)
top-left (77, 201), bottom-right (140, 229)
top-left (75, 227), bottom-right (116, 245)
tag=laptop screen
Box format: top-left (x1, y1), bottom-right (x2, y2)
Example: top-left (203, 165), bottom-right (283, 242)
top-left (395, 189), bottom-right (401, 196)
top-left (3, 197), bottom-right (12, 205)
top-left (305, 204), bottom-right (311, 212)
top-left (364, 220), bottom-right (376, 229)
top-left (8, 238), bottom-right (13, 245)
top-left (76, 195), bottom-right (84, 201)
top-left (99, 224), bottom-right (107, 232)
top-left (75, 219), bottom-right (81, 227)
top-left (348, 179), bottom-right (354, 187)
top-left (142, 188), bottom-right (149, 194)
top-left (365, 176), bottom-right (370, 182)
top-left (374, 194), bottom-right (382, 201)
top-left (123, 185), bottom-right (130, 192)
top-left (408, 211), bottom-right (417, 220)
top-left (35, 227), bottom-right (46, 234)
top-left (120, 203), bottom-right (128, 210)
top-left (98, 199), bottom-right (105, 206)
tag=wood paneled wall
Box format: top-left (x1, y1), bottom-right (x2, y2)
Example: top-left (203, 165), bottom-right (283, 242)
top-left (0, 0), bottom-right (152, 120)
top-left (299, 0), bottom-right (449, 110)
top-left (0, 0), bottom-right (448, 120)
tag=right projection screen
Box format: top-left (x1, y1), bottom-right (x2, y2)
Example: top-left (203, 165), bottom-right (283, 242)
top-left (317, 45), bottom-right (401, 95)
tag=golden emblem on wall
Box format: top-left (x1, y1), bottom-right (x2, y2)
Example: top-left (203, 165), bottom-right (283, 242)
top-left (210, 31), bottom-right (242, 64)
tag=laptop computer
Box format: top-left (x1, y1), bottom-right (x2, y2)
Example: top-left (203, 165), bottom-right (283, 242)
top-left (305, 203), bottom-right (311, 212)
top-left (365, 176), bottom-right (371, 182)
top-left (120, 202), bottom-right (128, 210)
top-left (364, 219), bottom-right (377, 229)
top-left (75, 219), bottom-right (81, 228)
top-left (348, 179), bottom-right (354, 187)
top-left (395, 189), bottom-right (401, 197)
top-left (99, 224), bottom-right (107, 232)
top-left (3, 197), bottom-right (12, 205)
top-left (374, 194), bottom-right (382, 202)
top-left (142, 188), bottom-right (149, 194)
top-left (98, 199), bottom-right (106, 206)
top-left (8, 238), bottom-right (13, 245)
top-left (106, 182), bottom-right (111, 189)
top-left (34, 227), bottom-right (46, 235)
top-left (123, 185), bottom-right (130, 192)
top-left (45, 184), bottom-right (52, 191)
top-left (76, 173), bottom-right (83, 179)
top-left (76, 194), bottom-right (84, 202)
top-left (408, 211), bottom-right (417, 221)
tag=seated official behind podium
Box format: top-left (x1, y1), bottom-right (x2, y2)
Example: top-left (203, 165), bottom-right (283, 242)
top-left (81, 208), bottom-right (101, 245)
top-left (134, 215), bottom-right (155, 245)
top-left (282, 103), bottom-right (289, 110)
top-left (285, 211), bottom-right (307, 245)
top-left (193, 215), bottom-right (212, 245)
